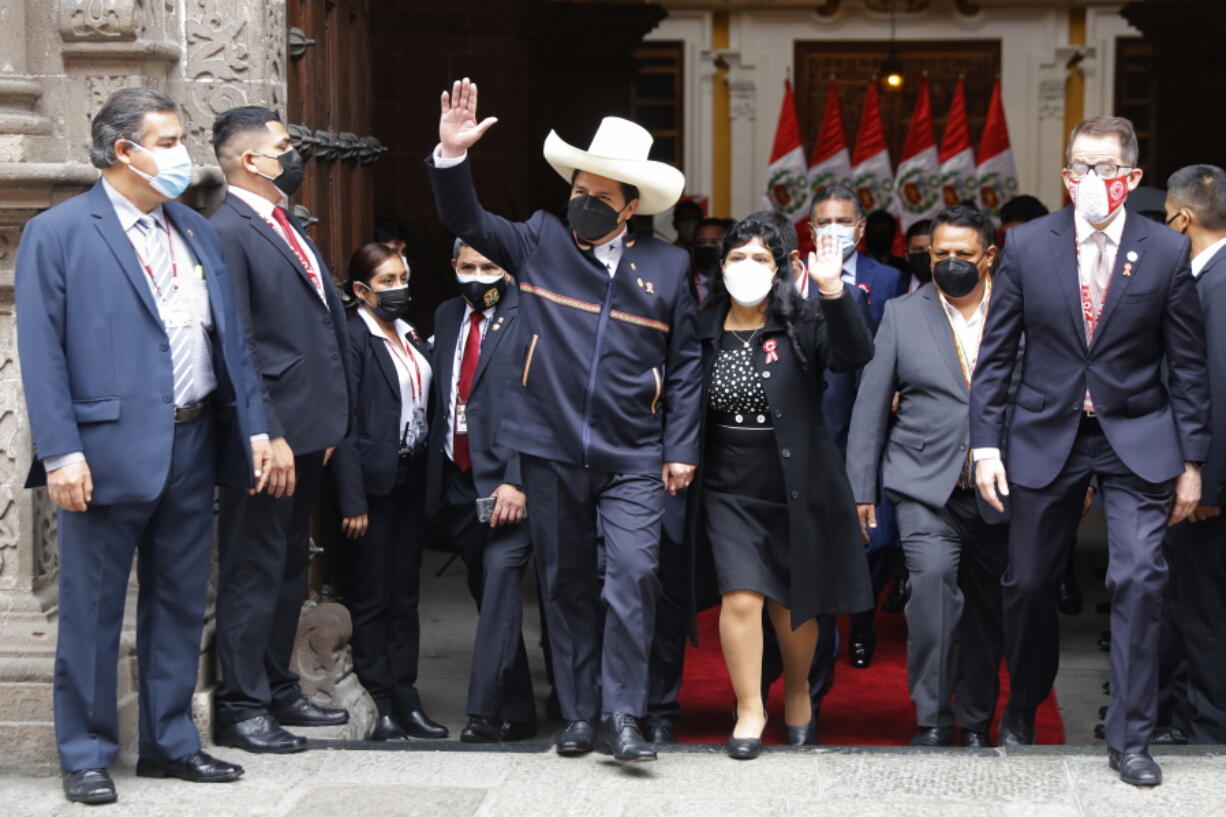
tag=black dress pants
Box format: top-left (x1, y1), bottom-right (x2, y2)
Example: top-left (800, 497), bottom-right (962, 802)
top-left (645, 519), bottom-right (690, 728)
top-left (441, 460), bottom-right (536, 725)
top-left (346, 455), bottom-right (428, 718)
top-left (1003, 423), bottom-right (1172, 753)
top-left (216, 451), bottom-right (325, 722)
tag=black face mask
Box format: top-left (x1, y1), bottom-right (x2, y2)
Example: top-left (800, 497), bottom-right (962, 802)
top-left (458, 277), bottom-right (508, 310)
top-left (907, 251), bottom-right (933, 283)
top-left (567, 195), bottom-right (624, 243)
top-left (933, 258), bottom-right (982, 298)
top-left (364, 284), bottom-right (411, 322)
top-left (258, 148), bottom-right (305, 197)
top-left (692, 245), bottom-right (722, 276)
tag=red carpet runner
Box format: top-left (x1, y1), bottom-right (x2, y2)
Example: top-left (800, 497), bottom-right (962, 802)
top-left (674, 605), bottom-right (1065, 745)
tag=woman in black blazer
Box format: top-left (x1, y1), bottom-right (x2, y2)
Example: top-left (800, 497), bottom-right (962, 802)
top-left (688, 213), bottom-right (874, 759)
top-left (330, 243), bottom-right (447, 742)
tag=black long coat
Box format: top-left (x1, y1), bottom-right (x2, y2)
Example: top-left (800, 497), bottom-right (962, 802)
top-left (686, 285), bottom-right (876, 634)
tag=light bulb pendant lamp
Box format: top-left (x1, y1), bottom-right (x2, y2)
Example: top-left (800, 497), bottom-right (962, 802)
top-left (879, 1), bottom-right (904, 91)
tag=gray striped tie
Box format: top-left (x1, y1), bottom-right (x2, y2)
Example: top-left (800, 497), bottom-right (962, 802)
top-left (137, 215), bottom-right (195, 406)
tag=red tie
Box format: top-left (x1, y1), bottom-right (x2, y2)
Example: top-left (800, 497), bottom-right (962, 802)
top-left (271, 206), bottom-right (323, 297)
top-left (453, 312), bottom-right (483, 472)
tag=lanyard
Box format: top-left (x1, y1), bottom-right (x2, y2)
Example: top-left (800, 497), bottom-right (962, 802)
top-left (133, 216), bottom-right (179, 300)
top-left (940, 276), bottom-right (991, 387)
top-left (381, 333), bottom-right (423, 401)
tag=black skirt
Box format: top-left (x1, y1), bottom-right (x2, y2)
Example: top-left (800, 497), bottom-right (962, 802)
top-left (703, 420), bottom-right (792, 607)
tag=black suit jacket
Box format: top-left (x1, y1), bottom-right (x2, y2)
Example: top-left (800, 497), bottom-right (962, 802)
top-left (331, 311), bottom-right (433, 517)
top-left (1196, 243), bottom-right (1226, 505)
top-left (425, 288), bottom-right (524, 515)
top-left (209, 191), bottom-right (351, 455)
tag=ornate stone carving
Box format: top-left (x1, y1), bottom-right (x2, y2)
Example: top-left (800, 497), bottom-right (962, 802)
top-left (59, 0), bottom-right (139, 43)
top-left (32, 489), bottom-right (59, 589)
top-left (289, 602), bottom-right (376, 739)
top-left (181, 3), bottom-right (253, 150)
top-left (262, 1), bottom-right (287, 116)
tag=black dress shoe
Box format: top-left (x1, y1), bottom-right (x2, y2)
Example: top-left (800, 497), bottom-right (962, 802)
top-left (215, 713), bottom-right (307, 754)
top-left (501, 720), bottom-right (537, 742)
top-left (461, 716), bottom-right (503, 743)
top-left (270, 697), bottom-right (349, 727)
top-left (397, 709), bottom-right (449, 739)
top-left (1097, 630), bottom-right (1111, 652)
top-left (727, 736), bottom-right (763, 760)
top-left (62, 769), bottom-right (117, 805)
top-left (998, 712), bottom-right (1035, 747)
top-left (1057, 575), bottom-right (1083, 615)
top-left (596, 712), bottom-right (657, 762)
top-left (1094, 723), bottom-right (1106, 740)
top-left (882, 577), bottom-right (911, 614)
top-left (910, 726), bottom-right (955, 746)
top-left (370, 714), bottom-right (407, 741)
top-left (646, 721), bottom-right (676, 745)
top-left (960, 729), bottom-right (992, 748)
top-left (849, 633), bottom-right (877, 669)
top-left (1150, 725), bottom-right (1189, 745)
top-left (785, 719), bottom-right (818, 746)
top-left (1108, 748), bottom-right (1162, 786)
top-left (556, 719), bottom-right (594, 756)
top-left (136, 750), bottom-right (243, 783)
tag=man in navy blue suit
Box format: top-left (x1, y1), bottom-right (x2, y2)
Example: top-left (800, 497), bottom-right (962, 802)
top-left (427, 79), bottom-right (702, 763)
top-left (15, 88), bottom-right (269, 804)
top-left (971, 117), bottom-right (1210, 786)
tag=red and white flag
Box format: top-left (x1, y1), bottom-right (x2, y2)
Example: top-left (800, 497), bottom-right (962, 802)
top-left (975, 80), bottom-right (1019, 221)
top-left (849, 83), bottom-right (897, 218)
top-left (938, 78), bottom-right (976, 208)
top-left (762, 80), bottom-right (811, 226)
top-left (894, 77), bottom-right (942, 229)
top-left (808, 81), bottom-right (853, 200)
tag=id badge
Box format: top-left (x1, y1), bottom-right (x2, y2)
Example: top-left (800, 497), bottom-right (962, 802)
top-left (455, 402), bottom-right (468, 435)
top-left (163, 302), bottom-right (195, 330)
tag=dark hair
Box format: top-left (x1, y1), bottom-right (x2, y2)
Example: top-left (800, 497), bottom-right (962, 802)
top-left (998, 194), bottom-right (1049, 225)
top-left (1168, 164), bottom-right (1226, 232)
top-left (212, 105), bottom-right (280, 159)
top-left (570, 169), bottom-right (639, 206)
top-left (673, 200), bottom-right (703, 221)
top-left (346, 242), bottom-right (401, 306)
top-left (760, 210), bottom-right (799, 256)
top-left (374, 216), bottom-right (408, 245)
top-left (904, 219), bottom-right (932, 242)
top-left (1067, 116), bottom-right (1139, 167)
top-left (930, 205), bottom-right (996, 252)
top-left (709, 211), bottom-right (817, 365)
top-left (88, 88), bottom-right (177, 169)
top-left (695, 216), bottom-right (728, 236)
top-left (811, 183), bottom-right (864, 220)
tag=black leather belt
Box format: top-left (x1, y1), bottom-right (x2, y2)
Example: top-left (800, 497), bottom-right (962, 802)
top-left (1079, 411), bottom-right (1102, 434)
top-left (710, 410), bottom-right (774, 429)
top-left (173, 400), bottom-right (209, 424)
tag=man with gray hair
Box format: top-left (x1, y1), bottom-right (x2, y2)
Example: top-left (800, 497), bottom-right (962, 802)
top-left (1156, 164), bottom-right (1226, 744)
top-left (15, 87), bottom-right (269, 803)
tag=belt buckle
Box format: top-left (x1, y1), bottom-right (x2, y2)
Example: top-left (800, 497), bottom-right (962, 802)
top-left (1084, 409), bottom-right (1097, 419)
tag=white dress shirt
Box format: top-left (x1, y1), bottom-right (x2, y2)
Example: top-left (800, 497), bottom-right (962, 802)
top-left (974, 208), bottom-right (1128, 463)
top-left (939, 286), bottom-right (990, 373)
top-left (1192, 236), bottom-right (1226, 278)
top-left (357, 305), bottom-right (432, 451)
top-left (227, 184), bottom-right (326, 303)
top-left (445, 303), bottom-right (495, 461)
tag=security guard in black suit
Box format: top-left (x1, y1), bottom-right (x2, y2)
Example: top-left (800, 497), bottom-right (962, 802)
top-left (427, 79), bottom-right (702, 763)
top-left (426, 240), bottom-right (536, 743)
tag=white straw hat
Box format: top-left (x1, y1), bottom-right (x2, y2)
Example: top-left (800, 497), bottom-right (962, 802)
top-left (543, 117), bottom-right (686, 216)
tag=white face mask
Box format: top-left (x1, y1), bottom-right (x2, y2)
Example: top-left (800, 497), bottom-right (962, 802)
top-left (125, 141), bottom-right (193, 199)
top-left (455, 271), bottom-right (503, 285)
top-left (815, 223), bottom-right (858, 260)
top-left (723, 259), bottom-right (776, 307)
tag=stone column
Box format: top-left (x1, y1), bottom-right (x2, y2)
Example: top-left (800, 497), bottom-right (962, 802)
top-left (0, 0), bottom-right (287, 773)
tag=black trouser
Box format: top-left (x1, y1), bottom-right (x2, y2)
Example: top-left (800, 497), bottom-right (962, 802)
top-left (1158, 515), bottom-right (1226, 743)
top-left (441, 460), bottom-right (536, 725)
top-left (645, 517), bottom-right (689, 728)
top-left (216, 451), bottom-right (325, 723)
top-left (345, 454), bottom-right (428, 718)
top-left (1003, 422), bottom-right (1172, 753)
top-left (894, 488), bottom-right (1008, 733)
top-left (523, 455), bottom-right (663, 719)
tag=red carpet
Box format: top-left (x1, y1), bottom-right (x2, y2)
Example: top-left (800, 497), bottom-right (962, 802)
top-left (674, 605), bottom-right (1065, 745)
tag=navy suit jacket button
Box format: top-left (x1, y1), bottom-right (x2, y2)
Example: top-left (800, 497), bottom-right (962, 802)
top-left (163, 395), bottom-right (172, 403)
top-left (160, 342), bottom-right (169, 352)
top-left (781, 448), bottom-right (792, 458)
top-left (790, 489), bottom-right (799, 499)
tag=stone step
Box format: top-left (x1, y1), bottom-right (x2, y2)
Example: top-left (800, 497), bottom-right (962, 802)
top-left (0, 682), bottom-right (52, 721)
top-left (0, 721), bottom-right (57, 775)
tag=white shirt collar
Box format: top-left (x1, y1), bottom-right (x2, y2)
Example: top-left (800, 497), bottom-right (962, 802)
top-left (462, 302), bottom-right (497, 323)
top-left (228, 183), bottom-right (286, 221)
top-left (1192, 236), bottom-right (1226, 278)
top-left (357, 303), bottom-right (413, 343)
top-left (102, 177), bottom-right (165, 233)
top-left (1074, 206), bottom-right (1127, 247)
top-left (939, 284), bottom-right (990, 326)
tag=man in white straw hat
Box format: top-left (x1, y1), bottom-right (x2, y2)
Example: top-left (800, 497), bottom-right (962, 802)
top-left (426, 78), bottom-right (701, 763)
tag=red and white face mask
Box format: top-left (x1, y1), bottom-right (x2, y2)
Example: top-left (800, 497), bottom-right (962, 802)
top-left (1067, 171), bottom-right (1129, 224)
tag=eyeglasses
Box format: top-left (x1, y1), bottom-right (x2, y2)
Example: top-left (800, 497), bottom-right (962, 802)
top-left (1065, 162), bottom-right (1133, 180)
top-left (1166, 211), bottom-right (1187, 227)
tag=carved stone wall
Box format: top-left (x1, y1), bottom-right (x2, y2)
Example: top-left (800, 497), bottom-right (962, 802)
top-left (0, 0), bottom-right (288, 774)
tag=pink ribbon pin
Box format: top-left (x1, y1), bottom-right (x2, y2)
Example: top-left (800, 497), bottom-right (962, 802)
top-left (762, 338), bottom-right (779, 364)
